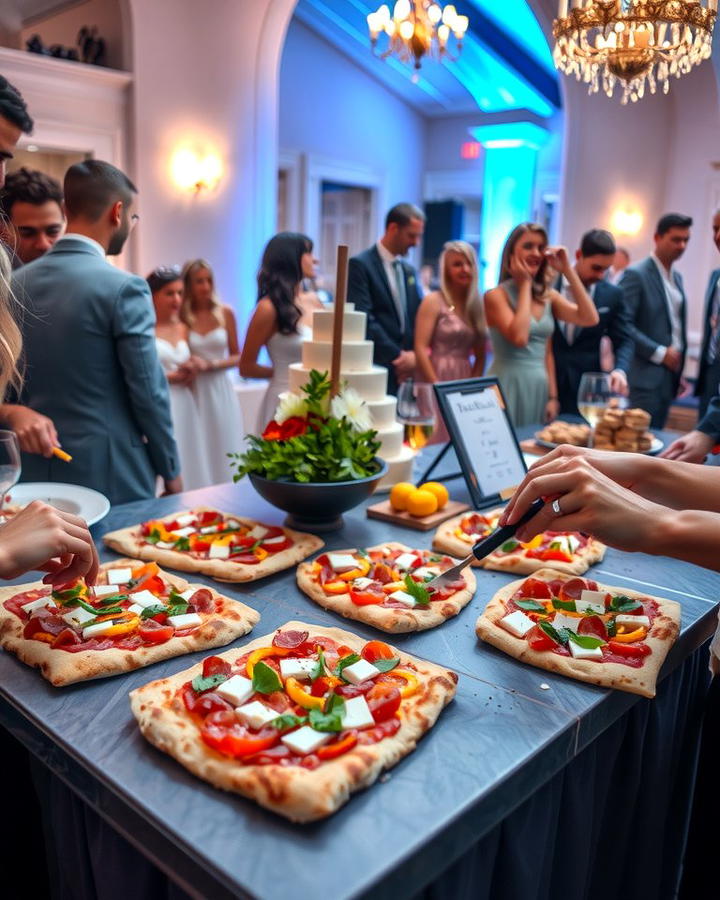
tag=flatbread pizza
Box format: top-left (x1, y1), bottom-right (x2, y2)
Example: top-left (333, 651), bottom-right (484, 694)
top-left (130, 621), bottom-right (457, 822)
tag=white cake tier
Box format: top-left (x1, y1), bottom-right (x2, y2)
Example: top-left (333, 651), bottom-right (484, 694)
top-left (288, 363), bottom-right (388, 401)
top-left (376, 421), bottom-right (403, 459)
top-left (312, 307), bottom-right (367, 342)
top-left (376, 444), bottom-right (416, 492)
top-left (302, 339), bottom-right (374, 373)
top-left (366, 395), bottom-right (398, 429)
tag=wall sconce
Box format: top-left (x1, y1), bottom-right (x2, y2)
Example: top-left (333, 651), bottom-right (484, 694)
top-left (170, 148), bottom-right (223, 194)
top-left (611, 208), bottom-right (643, 236)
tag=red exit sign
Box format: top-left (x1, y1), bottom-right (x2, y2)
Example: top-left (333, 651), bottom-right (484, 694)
top-left (461, 141), bottom-right (481, 159)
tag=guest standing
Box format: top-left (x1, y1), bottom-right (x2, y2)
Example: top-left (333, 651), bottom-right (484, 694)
top-left (240, 232), bottom-right (323, 429)
top-left (348, 203), bottom-right (425, 395)
top-left (620, 213), bottom-right (691, 428)
top-left (149, 266), bottom-right (211, 490)
top-left (12, 160), bottom-right (181, 504)
top-left (694, 209), bottom-right (720, 421)
top-left (484, 222), bottom-right (599, 428)
top-left (0, 167), bottom-right (64, 267)
top-left (608, 246), bottom-right (630, 285)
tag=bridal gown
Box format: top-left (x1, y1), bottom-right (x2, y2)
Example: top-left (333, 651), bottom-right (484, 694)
top-left (256, 326), bottom-right (311, 431)
top-left (187, 327), bottom-right (245, 485)
top-left (155, 338), bottom-right (211, 490)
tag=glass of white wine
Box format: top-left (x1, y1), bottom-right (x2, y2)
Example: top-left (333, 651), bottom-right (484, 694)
top-left (577, 372), bottom-right (612, 445)
top-left (397, 381), bottom-right (436, 451)
top-left (0, 430), bottom-right (21, 517)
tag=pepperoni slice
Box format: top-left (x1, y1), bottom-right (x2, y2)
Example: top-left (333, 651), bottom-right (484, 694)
top-left (558, 578), bottom-right (588, 605)
top-left (516, 578), bottom-right (553, 600)
top-left (51, 627), bottom-right (81, 648)
top-left (273, 629), bottom-right (310, 649)
top-left (577, 615), bottom-right (608, 641)
top-left (188, 588), bottom-right (215, 613)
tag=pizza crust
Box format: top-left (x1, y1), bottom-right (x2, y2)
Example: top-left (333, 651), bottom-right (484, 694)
top-left (475, 567), bottom-right (680, 698)
top-left (296, 542), bottom-right (476, 633)
top-left (433, 509), bottom-right (606, 575)
top-left (130, 620), bottom-right (458, 822)
top-left (103, 507), bottom-right (324, 583)
top-left (0, 558), bottom-right (260, 686)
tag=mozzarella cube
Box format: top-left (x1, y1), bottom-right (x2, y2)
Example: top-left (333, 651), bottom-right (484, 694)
top-left (216, 674), bottom-right (254, 706)
top-left (126, 603), bottom-right (145, 616)
top-left (568, 640), bottom-right (603, 661)
top-left (226, 519), bottom-right (241, 530)
top-left (413, 566), bottom-right (438, 581)
top-left (93, 584), bottom-right (123, 597)
top-left (131, 590), bottom-right (162, 609)
top-left (564, 534), bottom-right (581, 553)
top-left (499, 610), bottom-right (536, 638)
top-left (155, 541), bottom-right (175, 550)
top-left (167, 612), bottom-right (202, 629)
top-left (263, 535), bottom-right (287, 546)
top-left (341, 696), bottom-right (375, 730)
top-left (576, 590), bottom-right (607, 615)
top-left (616, 614), bottom-right (650, 629)
top-left (106, 567), bottom-right (132, 585)
top-left (178, 589), bottom-right (196, 601)
top-left (170, 526), bottom-right (195, 538)
top-left (281, 725), bottom-right (331, 756)
top-left (82, 620), bottom-right (116, 640)
top-left (209, 543), bottom-right (230, 560)
top-left (174, 514), bottom-right (196, 528)
top-left (279, 658), bottom-right (317, 681)
top-left (247, 525), bottom-right (269, 540)
top-left (352, 576), bottom-right (374, 590)
top-left (235, 701), bottom-right (279, 729)
top-left (342, 659), bottom-right (381, 684)
top-left (21, 596), bottom-right (55, 614)
top-left (327, 552), bottom-right (358, 572)
top-left (62, 606), bottom-right (96, 627)
top-left (388, 589), bottom-right (417, 609)
top-left (394, 552), bottom-right (419, 571)
top-left (551, 612), bottom-right (582, 633)
top-left (200, 525), bottom-right (221, 534)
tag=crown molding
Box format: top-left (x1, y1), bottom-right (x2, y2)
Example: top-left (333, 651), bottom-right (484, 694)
top-left (0, 45), bottom-right (131, 100)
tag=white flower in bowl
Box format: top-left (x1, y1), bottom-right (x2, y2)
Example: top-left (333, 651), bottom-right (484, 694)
top-left (274, 391), bottom-right (307, 424)
top-left (331, 387), bottom-right (372, 432)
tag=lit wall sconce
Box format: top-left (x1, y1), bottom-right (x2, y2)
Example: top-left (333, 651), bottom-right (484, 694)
top-left (170, 148), bottom-right (223, 194)
top-left (611, 208), bottom-right (643, 236)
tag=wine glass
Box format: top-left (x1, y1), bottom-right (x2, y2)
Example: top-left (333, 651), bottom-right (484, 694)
top-left (0, 430), bottom-right (20, 517)
top-left (576, 372), bottom-right (611, 445)
top-left (396, 381), bottom-right (436, 451)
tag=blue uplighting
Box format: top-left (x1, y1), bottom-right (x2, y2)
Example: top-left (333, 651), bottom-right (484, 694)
top-left (469, 0), bottom-right (556, 73)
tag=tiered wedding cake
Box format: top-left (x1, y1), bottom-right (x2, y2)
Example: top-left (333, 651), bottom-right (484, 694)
top-left (288, 303), bottom-right (415, 490)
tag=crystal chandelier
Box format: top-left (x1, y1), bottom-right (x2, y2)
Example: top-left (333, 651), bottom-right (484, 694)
top-left (553, 1), bottom-right (717, 104)
top-left (367, 1), bottom-right (469, 72)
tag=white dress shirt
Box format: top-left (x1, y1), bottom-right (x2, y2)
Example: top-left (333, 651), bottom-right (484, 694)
top-left (650, 253), bottom-right (684, 365)
top-left (559, 274), bottom-right (595, 345)
top-left (376, 239), bottom-right (406, 329)
top-left (55, 233), bottom-right (106, 258)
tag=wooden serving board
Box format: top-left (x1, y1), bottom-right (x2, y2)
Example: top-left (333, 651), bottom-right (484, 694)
top-left (366, 499), bottom-right (470, 531)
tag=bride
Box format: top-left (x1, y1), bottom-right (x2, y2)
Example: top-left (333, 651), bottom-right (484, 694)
top-left (240, 232), bottom-right (323, 430)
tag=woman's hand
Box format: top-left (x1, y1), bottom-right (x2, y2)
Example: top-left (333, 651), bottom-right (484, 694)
top-left (188, 355), bottom-right (210, 374)
top-left (509, 253), bottom-right (533, 286)
top-left (0, 501), bottom-right (99, 585)
top-left (544, 398), bottom-right (560, 423)
top-left (544, 246), bottom-right (571, 275)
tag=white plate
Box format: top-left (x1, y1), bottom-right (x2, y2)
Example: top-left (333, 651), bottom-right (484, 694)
top-left (534, 434), bottom-right (664, 456)
top-left (3, 482), bottom-right (111, 525)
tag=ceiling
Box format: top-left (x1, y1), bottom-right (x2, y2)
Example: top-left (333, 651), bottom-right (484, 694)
top-left (10, 0), bottom-right (81, 26)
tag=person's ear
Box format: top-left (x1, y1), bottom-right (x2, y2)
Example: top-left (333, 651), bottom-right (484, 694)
top-left (109, 200), bottom-right (123, 228)
top-left (575, 249), bottom-right (582, 262)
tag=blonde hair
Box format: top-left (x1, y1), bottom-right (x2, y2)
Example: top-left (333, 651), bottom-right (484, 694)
top-left (180, 259), bottom-right (225, 328)
top-left (439, 240), bottom-right (486, 337)
top-left (498, 222), bottom-right (550, 299)
top-left (0, 246), bottom-right (22, 400)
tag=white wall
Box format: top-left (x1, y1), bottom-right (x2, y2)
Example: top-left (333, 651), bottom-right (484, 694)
top-left (19, 0), bottom-right (125, 70)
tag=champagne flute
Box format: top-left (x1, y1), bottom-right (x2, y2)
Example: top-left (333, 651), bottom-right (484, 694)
top-left (0, 430), bottom-right (21, 518)
top-left (576, 372), bottom-right (611, 446)
top-left (396, 381), bottom-right (436, 451)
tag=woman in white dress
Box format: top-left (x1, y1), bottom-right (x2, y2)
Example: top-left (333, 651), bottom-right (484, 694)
top-left (148, 266), bottom-right (211, 490)
top-left (181, 259), bottom-right (244, 484)
top-left (240, 232), bottom-right (323, 430)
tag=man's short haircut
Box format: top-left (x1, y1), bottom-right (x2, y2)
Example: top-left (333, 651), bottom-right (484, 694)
top-left (63, 159), bottom-right (137, 221)
top-left (385, 202), bottom-right (425, 229)
top-left (580, 228), bottom-right (616, 257)
top-left (0, 167), bottom-right (63, 218)
top-left (656, 213), bottom-right (692, 236)
top-left (0, 76), bottom-right (33, 134)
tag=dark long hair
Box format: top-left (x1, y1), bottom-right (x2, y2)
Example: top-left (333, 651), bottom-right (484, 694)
top-left (257, 232), bottom-right (312, 335)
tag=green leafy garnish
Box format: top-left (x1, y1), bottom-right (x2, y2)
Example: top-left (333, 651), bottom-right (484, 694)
top-left (516, 599), bottom-right (546, 613)
top-left (166, 604), bottom-right (189, 618)
top-left (538, 621), bottom-right (569, 646)
top-left (426, 554), bottom-right (444, 563)
top-left (606, 618), bottom-right (617, 638)
top-left (609, 595), bottom-right (642, 613)
top-left (145, 529), bottom-right (162, 545)
top-left (370, 657), bottom-right (400, 673)
top-left (191, 672), bottom-right (229, 693)
top-left (567, 632), bottom-right (606, 649)
top-left (334, 653), bottom-right (361, 680)
top-left (308, 694), bottom-right (345, 732)
top-left (140, 605), bottom-right (167, 620)
top-left (403, 574), bottom-right (430, 606)
top-left (95, 605), bottom-right (124, 617)
top-left (169, 588), bottom-right (189, 605)
top-left (356, 548), bottom-right (369, 558)
top-left (270, 713), bottom-right (307, 732)
top-left (99, 593), bottom-right (128, 606)
top-left (310, 650), bottom-right (326, 681)
top-left (252, 661), bottom-right (283, 695)
top-left (552, 597), bottom-right (577, 612)
top-left (173, 536), bottom-right (191, 551)
top-left (500, 539), bottom-right (520, 553)
top-left (51, 583), bottom-right (85, 606)
top-left (71, 598), bottom-right (100, 614)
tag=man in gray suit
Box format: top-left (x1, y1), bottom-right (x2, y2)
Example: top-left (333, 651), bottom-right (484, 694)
top-left (12, 159), bottom-right (182, 504)
top-left (619, 213), bottom-right (691, 428)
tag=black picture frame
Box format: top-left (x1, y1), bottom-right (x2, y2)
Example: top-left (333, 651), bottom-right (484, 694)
top-left (433, 377), bottom-right (527, 510)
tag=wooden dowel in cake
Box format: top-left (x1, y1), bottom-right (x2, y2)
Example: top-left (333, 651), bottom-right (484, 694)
top-left (330, 244), bottom-right (349, 397)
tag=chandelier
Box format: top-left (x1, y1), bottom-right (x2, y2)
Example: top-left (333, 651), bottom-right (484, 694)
top-left (367, 1), bottom-right (469, 72)
top-left (553, 0), bottom-right (717, 104)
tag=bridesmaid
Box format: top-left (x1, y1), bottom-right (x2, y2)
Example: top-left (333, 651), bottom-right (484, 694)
top-left (484, 223), bottom-right (599, 428)
top-left (148, 266), bottom-right (211, 490)
top-left (181, 259), bottom-right (244, 484)
top-left (240, 232), bottom-right (323, 431)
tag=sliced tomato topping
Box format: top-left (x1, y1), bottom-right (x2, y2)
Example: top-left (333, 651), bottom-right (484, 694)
top-left (262, 690), bottom-right (293, 713)
top-left (138, 619), bottom-right (175, 644)
top-left (202, 655), bottom-right (232, 678)
top-left (273, 629), bottom-right (310, 649)
top-left (51, 627), bottom-right (81, 648)
top-left (361, 640), bottom-right (395, 663)
top-left (198, 511), bottom-right (222, 526)
top-left (526, 624), bottom-right (556, 651)
top-left (336, 681), bottom-right (375, 698)
top-left (201, 711), bottom-right (280, 758)
top-left (182, 685), bottom-right (233, 716)
top-left (316, 731), bottom-right (358, 760)
top-left (310, 676), bottom-right (334, 697)
top-left (577, 615), bottom-right (608, 641)
top-left (366, 683), bottom-right (402, 722)
top-left (368, 562), bottom-right (396, 585)
top-left (517, 578), bottom-right (553, 600)
top-left (262, 536), bottom-right (291, 553)
top-left (191, 539), bottom-right (211, 552)
top-left (357, 716), bottom-right (401, 745)
top-left (350, 585), bottom-right (386, 606)
top-left (23, 617), bottom-right (52, 640)
top-left (607, 640), bottom-right (651, 658)
top-left (558, 578), bottom-right (588, 605)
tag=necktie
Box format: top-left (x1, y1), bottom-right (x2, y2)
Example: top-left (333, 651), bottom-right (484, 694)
top-left (392, 259), bottom-right (407, 331)
top-left (564, 322), bottom-right (576, 345)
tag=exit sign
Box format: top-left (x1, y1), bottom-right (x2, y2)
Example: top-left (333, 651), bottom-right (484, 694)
top-left (461, 141), bottom-right (481, 159)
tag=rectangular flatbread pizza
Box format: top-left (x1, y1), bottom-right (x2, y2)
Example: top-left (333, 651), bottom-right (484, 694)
top-left (296, 542), bottom-right (476, 633)
top-left (103, 507), bottom-right (324, 582)
top-left (130, 621), bottom-right (457, 822)
top-left (476, 568), bottom-right (680, 697)
top-left (0, 558), bottom-right (259, 686)
top-left (434, 508), bottom-right (605, 575)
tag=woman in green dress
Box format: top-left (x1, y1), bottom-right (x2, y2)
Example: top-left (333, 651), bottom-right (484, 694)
top-left (485, 223), bottom-right (599, 428)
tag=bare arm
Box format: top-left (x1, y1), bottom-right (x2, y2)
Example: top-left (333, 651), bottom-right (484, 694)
top-left (548, 250), bottom-right (599, 327)
top-left (471, 334), bottom-right (486, 376)
top-left (239, 299), bottom-right (276, 379)
top-left (544, 338), bottom-right (559, 422)
top-left (413, 293), bottom-right (440, 383)
top-left (0, 404), bottom-right (58, 456)
top-left (204, 306), bottom-right (242, 372)
top-left (484, 281), bottom-right (533, 347)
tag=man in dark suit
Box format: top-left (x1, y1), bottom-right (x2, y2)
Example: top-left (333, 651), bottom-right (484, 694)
top-left (12, 159), bottom-right (182, 504)
top-left (552, 228), bottom-right (634, 415)
top-left (620, 212), bottom-right (692, 428)
top-left (694, 210), bottom-right (720, 420)
top-left (348, 202), bottom-right (425, 395)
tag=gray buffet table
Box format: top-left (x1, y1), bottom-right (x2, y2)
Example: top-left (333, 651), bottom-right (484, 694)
top-left (1, 435), bottom-right (718, 900)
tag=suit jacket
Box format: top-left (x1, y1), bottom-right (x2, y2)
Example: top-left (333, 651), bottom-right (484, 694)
top-left (698, 394), bottom-right (720, 439)
top-left (695, 268), bottom-right (720, 398)
top-left (552, 278), bottom-right (635, 413)
top-left (619, 256), bottom-right (687, 393)
top-left (12, 238), bottom-right (179, 504)
top-left (347, 245), bottom-right (422, 395)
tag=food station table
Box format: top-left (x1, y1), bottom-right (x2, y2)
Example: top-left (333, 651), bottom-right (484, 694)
top-left (1, 430), bottom-right (718, 900)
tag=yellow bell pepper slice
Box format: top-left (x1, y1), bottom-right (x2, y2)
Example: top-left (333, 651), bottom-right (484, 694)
top-left (612, 624), bottom-right (647, 643)
top-left (254, 546), bottom-right (269, 562)
top-left (381, 581), bottom-right (407, 593)
top-left (339, 558), bottom-right (371, 581)
top-left (454, 527), bottom-right (474, 542)
top-left (33, 631), bottom-right (54, 643)
top-left (323, 580), bottom-right (349, 595)
top-left (102, 615), bottom-right (141, 637)
top-left (285, 676), bottom-right (325, 710)
top-left (521, 534), bottom-right (544, 550)
top-left (387, 668), bottom-right (419, 698)
top-left (245, 645), bottom-right (292, 678)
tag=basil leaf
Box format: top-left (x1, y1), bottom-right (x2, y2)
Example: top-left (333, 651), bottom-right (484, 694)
top-left (426, 554), bottom-right (444, 563)
top-left (310, 649), bottom-right (326, 681)
top-left (606, 618), bottom-right (617, 638)
top-left (403, 574), bottom-right (431, 606)
top-left (501, 539), bottom-right (520, 553)
top-left (370, 656), bottom-right (400, 673)
top-left (96, 605), bottom-right (124, 617)
top-left (609, 595), bottom-right (642, 613)
top-left (100, 593), bottom-right (128, 606)
top-left (552, 597), bottom-right (577, 612)
top-left (568, 632), bottom-right (606, 649)
top-left (334, 653), bottom-right (361, 680)
top-left (52, 584), bottom-right (85, 605)
top-left (145, 529), bottom-right (162, 545)
top-left (173, 536), bottom-right (191, 551)
top-left (270, 713), bottom-right (307, 732)
top-left (308, 694), bottom-right (346, 732)
top-left (538, 620), bottom-right (568, 645)
top-left (166, 604), bottom-right (189, 618)
top-left (356, 547), bottom-right (369, 558)
top-left (252, 661), bottom-right (283, 694)
top-left (516, 599), bottom-right (546, 613)
top-left (74, 597), bottom-right (100, 614)
top-left (191, 672), bottom-right (229, 693)
top-left (169, 588), bottom-right (189, 605)
top-left (140, 604), bottom-right (167, 619)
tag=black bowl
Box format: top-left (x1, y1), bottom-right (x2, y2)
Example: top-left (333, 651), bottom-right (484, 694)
top-left (248, 459), bottom-right (388, 532)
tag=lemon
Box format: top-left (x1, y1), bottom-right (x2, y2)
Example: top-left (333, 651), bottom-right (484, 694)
top-left (419, 481), bottom-right (449, 510)
top-left (405, 489), bottom-right (439, 518)
top-left (389, 481), bottom-right (416, 511)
